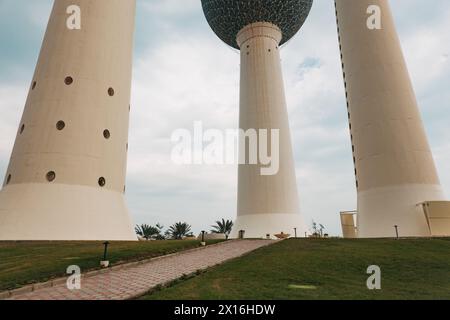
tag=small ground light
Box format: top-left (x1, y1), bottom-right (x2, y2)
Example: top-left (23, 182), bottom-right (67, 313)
top-left (201, 231), bottom-right (206, 246)
top-left (101, 241), bottom-right (110, 268)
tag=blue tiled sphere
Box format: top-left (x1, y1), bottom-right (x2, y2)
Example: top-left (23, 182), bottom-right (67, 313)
top-left (201, 0), bottom-right (313, 49)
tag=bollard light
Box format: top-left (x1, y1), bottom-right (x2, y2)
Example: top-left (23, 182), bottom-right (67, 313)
top-left (394, 225), bottom-right (399, 240)
top-left (103, 241), bottom-right (110, 260)
top-left (294, 228), bottom-right (297, 238)
top-left (100, 241), bottom-right (110, 268)
top-left (201, 231), bottom-right (206, 246)
top-left (201, 231), bottom-right (206, 242)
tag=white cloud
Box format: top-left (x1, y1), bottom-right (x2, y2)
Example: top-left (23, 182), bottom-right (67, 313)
top-left (0, 85), bottom-right (26, 156)
top-left (140, 0), bottom-right (199, 16)
top-left (127, 33), bottom-right (240, 231)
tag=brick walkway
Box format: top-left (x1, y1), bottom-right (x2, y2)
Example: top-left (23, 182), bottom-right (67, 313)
top-left (6, 240), bottom-right (274, 300)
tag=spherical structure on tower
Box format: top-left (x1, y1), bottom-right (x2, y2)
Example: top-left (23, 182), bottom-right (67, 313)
top-left (201, 0), bottom-right (314, 49)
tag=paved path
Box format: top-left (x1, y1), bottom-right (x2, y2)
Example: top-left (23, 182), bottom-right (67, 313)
top-left (7, 240), bottom-right (274, 300)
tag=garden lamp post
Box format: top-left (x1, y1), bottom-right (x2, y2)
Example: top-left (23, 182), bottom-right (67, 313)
top-left (394, 225), bottom-right (399, 240)
top-left (201, 231), bottom-right (206, 246)
top-left (101, 241), bottom-right (110, 268)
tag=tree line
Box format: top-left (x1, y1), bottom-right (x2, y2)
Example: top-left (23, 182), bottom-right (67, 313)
top-left (135, 219), bottom-right (234, 240)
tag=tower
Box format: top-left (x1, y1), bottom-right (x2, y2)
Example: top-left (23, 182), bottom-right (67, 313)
top-left (335, 0), bottom-right (449, 237)
top-left (201, 0), bottom-right (313, 238)
top-left (0, 0), bottom-right (136, 240)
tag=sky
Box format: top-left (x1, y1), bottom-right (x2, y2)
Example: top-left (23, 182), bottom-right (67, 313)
top-left (0, 0), bottom-right (450, 236)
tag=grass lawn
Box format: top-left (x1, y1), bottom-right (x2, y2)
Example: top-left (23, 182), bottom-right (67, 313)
top-left (142, 238), bottom-right (450, 300)
top-left (0, 239), bottom-right (223, 292)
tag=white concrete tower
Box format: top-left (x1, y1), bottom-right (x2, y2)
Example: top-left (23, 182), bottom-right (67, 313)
top-left (201, 0), bottom-right (313, 238)
top-left (335, 0), bottom-right (446, 237)
top-left (0, 0), bottom-right (136, 240)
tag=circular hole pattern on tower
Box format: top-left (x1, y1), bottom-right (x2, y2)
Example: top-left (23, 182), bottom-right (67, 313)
top-left (46, 171), bottom-right (56, 182)
top-left (108, 88), bottom-right (115, 96)
top-left (103, 129), bottom-right (111, 139)
top-left (56, 121), bottom-right (66, 131)
top-left (6, 174), bottom-right (11, 185)
top-left (98, 177), bottom-right (106, 187)
top-left (64, 76), bottom-right (73, 85)
top-left (31, 81), bottom-right (37, 90)
top-left (20, 124), bottom-right (25, 134)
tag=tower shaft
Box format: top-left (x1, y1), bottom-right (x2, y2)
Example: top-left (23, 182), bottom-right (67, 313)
top-left (0, 0), bottom-right (136, 240)
top-left (232, 22), bottom-right (305, 238)
top-left (335, 0), bottom-right (445, 237)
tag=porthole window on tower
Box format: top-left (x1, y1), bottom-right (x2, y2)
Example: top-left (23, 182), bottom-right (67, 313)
top-left (108, 87), bottom-right (115, 96)
top-left (56, 121), bottom-right (65, 131)
top-left (46, 171), bottom-right (56, 182)
top-left (20, 124), bottom-right (25, 134)
top-left (31, 81), bottom-right (37, 90)
top-left (98, 177), bottom-right (106, 187)
top-left (64, 76), bottom-right (73, 85)
top-left (103, 129), bottom-right (111, 139)
top-left (6, 174), bottom-right (11, 185)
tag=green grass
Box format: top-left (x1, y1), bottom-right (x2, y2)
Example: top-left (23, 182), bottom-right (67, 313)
top-left (0, 239), bottom-right (223, 292)
top-left (142, 238), bottom-right (450, 300)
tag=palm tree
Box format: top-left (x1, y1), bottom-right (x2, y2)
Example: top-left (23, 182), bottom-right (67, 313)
top-left (312, 221), bottom-right (319, 238)
top-left (319, 224), bottom-right (325, 237)
top-left (211, 219), bottom-right (234, 239)
top-left (154, 223), bottom-right (166, 240)
top-left (135, 224), bottom-right (163, 240)
top-left (167, 222), bottom-right (193, 240)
